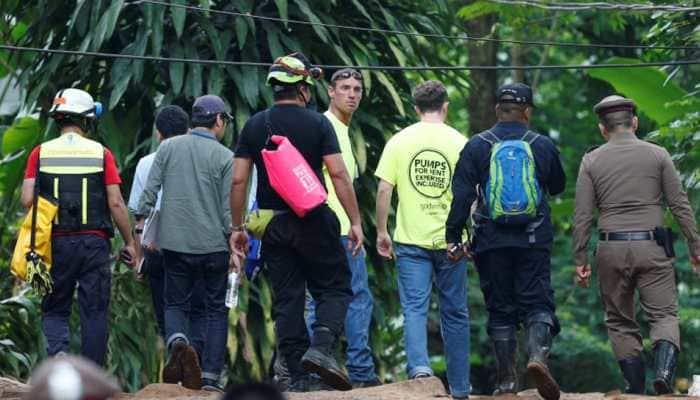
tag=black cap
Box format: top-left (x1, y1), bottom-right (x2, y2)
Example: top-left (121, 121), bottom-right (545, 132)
top-left (192, 95), bottom-right (232, 122)
top-left (593, 95), bottom-right (636, 116)
top-left (496, 83), bottom-right (534, 107)
top-left (155, 105), bottom-right (189, 139)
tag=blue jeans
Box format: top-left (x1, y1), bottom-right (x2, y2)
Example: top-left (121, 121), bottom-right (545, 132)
top-left (307, 236), bottom-right (377, 382)
top-left (163, 250), bottom-right (229, 381)
top-left (143, 250), bottom-right (207, 357)
top-left (395, 243), bottom-right (470, 397)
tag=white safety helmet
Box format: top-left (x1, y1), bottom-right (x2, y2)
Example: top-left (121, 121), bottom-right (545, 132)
top-left (49, 88), bottom-right (102, 119)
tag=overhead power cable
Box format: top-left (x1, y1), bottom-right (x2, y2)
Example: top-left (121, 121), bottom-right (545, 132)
top-left (126, 0), bottom-right (700, 51)
top-left (489, 0), bottom-right (700, 12)
top-left (2, 44), bottom-right (700, 71)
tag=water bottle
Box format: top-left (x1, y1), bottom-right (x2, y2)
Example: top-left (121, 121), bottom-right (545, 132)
top-left (689, 375), bottom-right (700, 396)
top-left (225, 271), bottom-right (239, 309)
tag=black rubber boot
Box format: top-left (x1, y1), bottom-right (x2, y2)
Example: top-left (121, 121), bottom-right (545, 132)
top-left (653, 340), bottom-right (678, 395)
top-left (491, 326), bottom-right (518, 396)
top-left (301, 327), bottom-right (351, 391)
top-left (526, 322), bottom-right (560, 400)
top-left (618, 356), bottom-right (646, 394)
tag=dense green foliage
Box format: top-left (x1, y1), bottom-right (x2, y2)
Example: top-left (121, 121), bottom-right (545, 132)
top-left (1, 0), bottom-right (699, 394)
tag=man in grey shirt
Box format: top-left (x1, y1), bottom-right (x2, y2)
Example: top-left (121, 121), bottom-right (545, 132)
top-left (137, 95), bottom-right (233, 392)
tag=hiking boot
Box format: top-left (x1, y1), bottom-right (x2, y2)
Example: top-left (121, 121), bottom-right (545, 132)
top-left (412, 372), bottom-right (433, 379)
top-left (180, 343), bottom-right (203, 390)
top-left (492, 333), bottom-right (518, 395)
top-left (352, 377), bottom-right (383, 388)
top-left (301, 346), bottom-right (352, 391)
top-left (162, 340), bottom-right (185, 384)
top-left (526, 323), bottom-right (560, 400)
top-left (619, 356), bottom-right (645, 394)
top-left (653, 340), bottom-right (678, 395)
top-left (201, 378), bottom-right (224, 393)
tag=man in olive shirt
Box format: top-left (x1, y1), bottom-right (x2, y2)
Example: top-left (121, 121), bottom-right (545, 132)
top-left (306, 68), bottom-right (380, 388)
top-left (573, 95), bottom-right (700, 395)
top-left (137, 95), bottom-right (233, 392)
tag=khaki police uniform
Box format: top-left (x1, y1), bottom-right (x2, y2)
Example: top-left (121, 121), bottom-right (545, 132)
top-left (573, 101), bottom-right (700, 361)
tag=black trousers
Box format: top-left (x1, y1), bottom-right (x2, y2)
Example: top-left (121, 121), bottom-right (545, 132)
top-left (262, 205), bottom-right (352, 378)
top-left (474, 247), bottom-right (560, 336)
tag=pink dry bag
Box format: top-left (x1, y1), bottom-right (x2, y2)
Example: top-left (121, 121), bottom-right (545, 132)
top-left (262, 135), bottom-right (327, 217)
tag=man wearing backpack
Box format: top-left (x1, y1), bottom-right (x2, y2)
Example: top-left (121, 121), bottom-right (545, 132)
top-left (229, 53), bottom-right (363, 392)
top-left (446, 83), bottom-right (565, 400)
top-left (375, 80), bottom-right (470, 399)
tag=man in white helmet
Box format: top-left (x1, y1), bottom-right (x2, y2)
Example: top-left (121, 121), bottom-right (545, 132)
top-left (21, 88), bottom-right (137, 366)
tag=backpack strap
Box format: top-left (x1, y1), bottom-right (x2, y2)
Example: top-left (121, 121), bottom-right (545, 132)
top-left (521, 130), bottom-right (540, 145)
top-left (477, 130), bottom-right (501, 146)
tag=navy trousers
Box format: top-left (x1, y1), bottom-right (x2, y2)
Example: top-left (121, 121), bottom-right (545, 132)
top-left (474, 247), bottom-right (560, 335)
top-left (42, 235), bottom-right (111, 366)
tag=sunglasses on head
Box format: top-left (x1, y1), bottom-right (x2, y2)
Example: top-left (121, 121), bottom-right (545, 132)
top-left (331, 70), bottom-right (362, 82)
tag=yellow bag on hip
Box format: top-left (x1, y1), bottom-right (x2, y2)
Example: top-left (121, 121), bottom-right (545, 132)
top-left (11, 196), bottom-right (58, 289)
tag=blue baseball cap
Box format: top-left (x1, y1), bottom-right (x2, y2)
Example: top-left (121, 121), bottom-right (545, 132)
top-left (192, 95), bottom-right (233, 121)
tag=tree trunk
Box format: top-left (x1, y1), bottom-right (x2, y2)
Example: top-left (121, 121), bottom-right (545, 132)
top-left (465, 11), bottom-right (498, 134)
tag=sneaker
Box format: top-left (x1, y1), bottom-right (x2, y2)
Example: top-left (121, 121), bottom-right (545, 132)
top-left (201, 378), bottom-right (224, 393)
top-left (352, 377), bottom-right (383, 388)
top-left (288, 375), bottom-right (331, 392)
top-left (301, 346), bottom-right (352, 391)
top-left (412, 372), bottom-right (432, 379)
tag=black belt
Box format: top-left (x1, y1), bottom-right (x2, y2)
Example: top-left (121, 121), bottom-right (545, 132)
top-left (599, 231), bottom-right (655, 241)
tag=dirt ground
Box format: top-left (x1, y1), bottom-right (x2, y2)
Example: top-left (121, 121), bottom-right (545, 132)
top-left (3, 376), bottom-right (700, 400)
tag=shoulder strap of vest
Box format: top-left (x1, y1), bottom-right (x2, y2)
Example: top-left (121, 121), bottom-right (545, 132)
top-left (477, 130), bottom-right (500, 146)
top-left (30, 155), bottom-right (41, 252)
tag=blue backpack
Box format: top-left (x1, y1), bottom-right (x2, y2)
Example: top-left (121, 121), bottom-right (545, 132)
top-left (479, 130), bottom-right (542, 225)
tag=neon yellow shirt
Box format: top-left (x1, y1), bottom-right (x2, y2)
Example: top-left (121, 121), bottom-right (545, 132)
top-left (375, 121), bottom-right (467, 249)
top-left (323, 110), bottom-right (356, 235)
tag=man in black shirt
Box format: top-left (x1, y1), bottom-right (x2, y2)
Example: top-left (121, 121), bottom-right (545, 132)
top-left (230, 53), bottom-right (363, 392)
top-left (446, 84), bottom-right (566, 400)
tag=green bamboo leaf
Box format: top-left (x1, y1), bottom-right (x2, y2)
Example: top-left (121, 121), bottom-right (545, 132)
top-left (171, 0), bottom-right (187, 39)
top-left (169, 43), bottom-right (185, 95)
top-left (388, 41), bottom-right (407, 66)
top-left (68, 0), bottom-right (89, 37)
top-left (295, 0), bottom-right (331, 43)
top-left (200, 18), bottom-right (225, 60)
top-left (235, 19), bottom-right (249, 50)
top-left (208, 66), bottom-right (224, 95)
top-left (274, 0), bottom-right (288, 22)
top-left (109, 77), bottom-right (130, 110)
top-left (351, 0), bottom-right (374, 23)
top-left (91, 0), bottom-right (124, 51)
top-left (90, 0), bottom-right (104, 27)
top-left (375, 71), bottom-right (405, 116)
top-left (457, 1), bottom-right (501, 20)
top-left (227, 67), bottom-right (258, 108)
top-left (266, 28), bottom-right (284, 58)
top-left (184, 42), bottom-right (202, 98)
top-left (150, 4), bottom-right (166, 56)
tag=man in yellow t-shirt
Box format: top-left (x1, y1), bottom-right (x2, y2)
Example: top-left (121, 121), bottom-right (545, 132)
top-left (375, 80), bottom-right (470, 399)
top-left (306, 68), bottom-right (381, 388)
